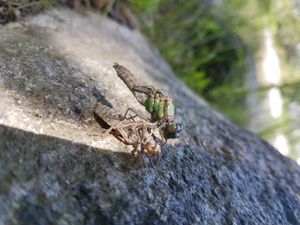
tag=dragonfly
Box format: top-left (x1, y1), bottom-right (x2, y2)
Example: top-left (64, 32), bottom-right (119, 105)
top-left (94, 102), bottom-right (162, 158)
top-left (113, 63), bottom-right (182, 140)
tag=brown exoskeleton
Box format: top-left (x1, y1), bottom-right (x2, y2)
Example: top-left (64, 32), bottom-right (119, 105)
top-left (113, 63), bottom-right (182, 140)
top-left (94, 102), bottom-right (162, 158)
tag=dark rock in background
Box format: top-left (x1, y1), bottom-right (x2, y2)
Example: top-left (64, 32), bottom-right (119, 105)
top-left (0, 8), bottom-right (299, 225)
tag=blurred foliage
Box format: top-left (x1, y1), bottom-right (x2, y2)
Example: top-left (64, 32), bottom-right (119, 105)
top-left (6, 0), bottom-right (58, 18)
top-left (271, 0), bottom-right (300, 82)
top-left (8, 0), bottom-right (139, 28)
top-left (127, 0), bottom-right (269, 125)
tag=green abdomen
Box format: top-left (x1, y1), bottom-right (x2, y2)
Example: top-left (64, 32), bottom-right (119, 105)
top-left (144, 97), bottom-right (154, 113)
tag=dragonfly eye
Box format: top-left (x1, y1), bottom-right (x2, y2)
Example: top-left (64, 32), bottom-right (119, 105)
top-left (162, 122), bottom-right (182, 139)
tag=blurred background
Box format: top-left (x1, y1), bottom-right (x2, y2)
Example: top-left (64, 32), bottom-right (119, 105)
top-left (5, 0), bottom-right (300, 164)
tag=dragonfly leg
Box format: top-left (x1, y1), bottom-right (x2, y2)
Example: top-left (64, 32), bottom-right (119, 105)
top-left (103, 119), bottom-right (126, 135)
top-left (157, 138), bottom-right (165, 164)
top-left (156, 121), bottom-right (167, 142)
top-left (123, 108), bottom-right (151, 122)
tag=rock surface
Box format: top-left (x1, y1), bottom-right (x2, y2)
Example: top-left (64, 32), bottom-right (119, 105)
top-left (0, 8), bottom-right (299, 225)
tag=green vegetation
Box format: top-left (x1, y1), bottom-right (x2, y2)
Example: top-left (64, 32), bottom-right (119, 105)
top-left (128, 0), bottom-right (267, 125)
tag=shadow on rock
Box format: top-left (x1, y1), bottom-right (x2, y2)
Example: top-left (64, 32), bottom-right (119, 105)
top-left (0, 124), bottom-right (162, 224)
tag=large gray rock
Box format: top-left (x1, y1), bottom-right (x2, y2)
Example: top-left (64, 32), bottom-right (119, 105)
top-left (0, 8), bottom-right (299, 225)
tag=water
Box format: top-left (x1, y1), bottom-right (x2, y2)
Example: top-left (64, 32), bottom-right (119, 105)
top-left (247, 29), bottom-right (300, 164)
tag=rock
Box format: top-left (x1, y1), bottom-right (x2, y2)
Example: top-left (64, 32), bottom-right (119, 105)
top-left (0, 8), bottom-right (299, 225)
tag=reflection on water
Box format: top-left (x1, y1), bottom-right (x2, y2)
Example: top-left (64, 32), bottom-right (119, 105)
top-left (262, 30), bottom-right (281, 85)
top-left (268, 88), bottom-right (283, 118)
top-left (273, 134), bottom-right (289, 156)
top-left (246, 28), bottom-right (300, 163)
top-left (262, 29), bottom-right (290, 157)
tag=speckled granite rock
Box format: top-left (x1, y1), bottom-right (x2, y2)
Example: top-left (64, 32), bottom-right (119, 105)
top-left (0, 8), bottom-right (299, 225)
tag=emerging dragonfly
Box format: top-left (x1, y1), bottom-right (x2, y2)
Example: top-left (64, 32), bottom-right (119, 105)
top-left (113, 63), bottom-right (182, 140)
top-left (94, 102), bottom-right (162, 158)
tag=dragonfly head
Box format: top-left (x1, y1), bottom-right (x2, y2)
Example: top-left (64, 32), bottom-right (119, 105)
top-left (162, 122), bottom-right (182, 139)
